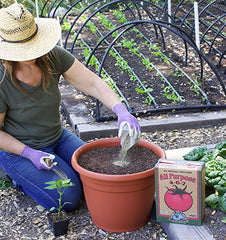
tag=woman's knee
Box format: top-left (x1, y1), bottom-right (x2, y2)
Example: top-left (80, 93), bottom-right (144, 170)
top-left (61, 183), bottom-right (82, 212)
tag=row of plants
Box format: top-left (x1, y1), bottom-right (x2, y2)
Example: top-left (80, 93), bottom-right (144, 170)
top-left (76, 10), bottom-right (208, 107)
top-left (69, 13), bottom-right (207, 113)
top-left (77, 16), bottom-right (159, 107)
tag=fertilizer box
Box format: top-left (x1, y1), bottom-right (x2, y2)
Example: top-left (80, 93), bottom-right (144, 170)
top-left (155, 159), bottom-right (205, 225)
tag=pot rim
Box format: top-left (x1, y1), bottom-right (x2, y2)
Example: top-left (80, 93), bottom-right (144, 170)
top-left (71, 138), bottom-right (166, 181)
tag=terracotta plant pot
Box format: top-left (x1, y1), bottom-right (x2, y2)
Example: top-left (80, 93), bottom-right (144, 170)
top-left (71, 138), bottom-right (166, 233)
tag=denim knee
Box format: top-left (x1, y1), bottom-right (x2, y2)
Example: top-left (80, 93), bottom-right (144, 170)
top-left (61, 183), bottom-right (82, 212)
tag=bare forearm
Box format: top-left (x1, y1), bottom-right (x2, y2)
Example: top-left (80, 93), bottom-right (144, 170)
top-left (87, 78), bottom-right (121, 110)
top-left (0, 130), bottom-right (25, 155)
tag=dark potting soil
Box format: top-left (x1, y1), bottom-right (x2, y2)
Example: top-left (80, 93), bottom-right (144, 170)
top-left (78, 145), bottom-right (160, 175)
top-left (47, 211), bottom-right (69, 223)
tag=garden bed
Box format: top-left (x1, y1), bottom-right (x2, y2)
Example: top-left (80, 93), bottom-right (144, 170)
top-left (61, 5), bottom-right (225, 120)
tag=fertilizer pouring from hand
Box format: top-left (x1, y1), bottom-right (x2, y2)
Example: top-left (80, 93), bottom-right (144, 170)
top-left (119, 121), bottom-right (140, 151)
top-left (21, 146), bottom-right (57, 170)
top-left (113, 103), bottom-right (141, 166)
top-left (20, 146), bottom-right (68, 178)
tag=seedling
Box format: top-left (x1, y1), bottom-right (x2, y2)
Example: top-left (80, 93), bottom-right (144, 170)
top-left (61, 18), bottom-right (75, 33)
top-left (0, 179), bottom-right (13, 190)
top-left (163, 86), bottom-right (180, 103)
top-left (112, 10), bottom-right (127, 24)
top-left (81, 16), bottom-right (97, 35)
top-left (45, 178), bottom-right (75, 217)
top-left (136, 83), bottom-right (154, 105)
top-left (188, 78), bottom-right (201, 96)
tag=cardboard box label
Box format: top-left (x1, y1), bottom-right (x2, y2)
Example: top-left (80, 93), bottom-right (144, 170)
top-left (155, 159), bottom-right (205, 225)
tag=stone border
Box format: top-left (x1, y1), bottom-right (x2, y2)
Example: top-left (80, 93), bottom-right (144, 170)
top-left (61, 91), bottom-right (226, 141)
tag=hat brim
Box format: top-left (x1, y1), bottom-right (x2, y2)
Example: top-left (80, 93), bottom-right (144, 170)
top-left (0, 18), bottom-right (61, 61)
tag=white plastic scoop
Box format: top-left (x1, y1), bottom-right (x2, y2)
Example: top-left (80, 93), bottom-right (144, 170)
top-left (113, 121), bottom-right (140, 167)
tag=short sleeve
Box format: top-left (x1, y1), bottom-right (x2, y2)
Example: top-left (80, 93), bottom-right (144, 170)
top-left (49, 45), bottom-right (75, 74)
top-left (0, 68), bottom-right (7, 113)
top-left (0, 90), bottom-right (7, 113)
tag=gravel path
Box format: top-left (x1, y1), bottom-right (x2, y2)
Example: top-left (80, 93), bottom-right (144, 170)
top-left (0, 114), bottom-right (225, 240)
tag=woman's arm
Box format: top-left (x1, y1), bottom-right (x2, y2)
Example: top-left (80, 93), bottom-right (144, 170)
top-left (0, 112), bottom-right (25, 155)
top-left (0, 113), bottom-right (56, 170)
top-left (62, 58), bottom-right (141, 143)
top-left (62, 59), bottom-right (121, 110)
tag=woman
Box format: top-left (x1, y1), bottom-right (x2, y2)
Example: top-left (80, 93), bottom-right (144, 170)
top-left (0, 3), bottom-right (140, 211)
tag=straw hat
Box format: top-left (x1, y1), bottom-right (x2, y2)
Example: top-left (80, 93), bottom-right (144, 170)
top-left (0, 3), bottom-right (61, 61)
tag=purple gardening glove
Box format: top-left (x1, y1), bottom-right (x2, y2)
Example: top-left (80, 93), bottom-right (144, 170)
top-left (113, 103), bottom-right (141, 150)
top-left (21, 146), bottom-right (56, 170)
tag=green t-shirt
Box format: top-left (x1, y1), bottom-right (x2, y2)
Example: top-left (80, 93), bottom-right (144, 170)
top-left (0, 46), bottom-right (75, 149)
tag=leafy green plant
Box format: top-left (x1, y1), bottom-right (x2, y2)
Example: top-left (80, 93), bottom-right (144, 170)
top-left (148, 43), bottom-right (170, 65)
top-left (96, 12), bottom-right (121, 38)
top-left (188, 78), bottom-right (201, 96)
top-left (142, 58), bottom-right (154, 71)
top-left (45, 178), bottom-right (75, 217)
top-left (0, 179), bottom-right (13, 190)
top-left (109, 50), bottom-right (131, 74)
top-left (121, 39), bottom-right (140, 56)
top-left (112, 10), bottom-right (127, 24)
top-left (163, 86), bottom-right (180, 103)
top-left (183, 141), bottom-right (226, 216)
top-left (171, 67), bottom-right (184, 78)
top-left (97, 12), bottom-right (115, 31)
top-left (135, 86), bottom-right (154, 105)
top-left (80, 16), bottom-right (97, 35)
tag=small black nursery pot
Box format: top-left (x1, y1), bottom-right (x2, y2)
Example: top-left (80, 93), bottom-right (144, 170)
top-left (47, 211), bottom-right (70, 237)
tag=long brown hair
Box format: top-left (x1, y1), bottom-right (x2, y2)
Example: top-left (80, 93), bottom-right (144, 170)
top-left (1, 53), bottom-right (53, 98)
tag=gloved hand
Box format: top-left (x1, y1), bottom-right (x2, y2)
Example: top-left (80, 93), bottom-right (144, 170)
top-left (21, 146), bottom-right (56, 170)
top-left (113, 103), bottom-right (141, 150)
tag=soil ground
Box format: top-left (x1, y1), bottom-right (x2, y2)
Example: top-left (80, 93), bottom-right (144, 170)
top-left (1, 121), bottom-right (225, 240)
top-left (63, 2), bottom-right (226, 120)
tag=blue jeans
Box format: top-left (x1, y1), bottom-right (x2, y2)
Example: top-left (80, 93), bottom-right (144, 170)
top-left (0, 128), bottom-right (85, 212)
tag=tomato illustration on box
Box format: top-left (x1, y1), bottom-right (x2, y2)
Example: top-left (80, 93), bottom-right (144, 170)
top-left (155, 159), bottom-right (205, 225)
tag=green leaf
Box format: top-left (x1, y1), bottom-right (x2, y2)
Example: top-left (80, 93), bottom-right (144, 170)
top-left (214, 185), bottom-right (226, 195)
top-left (217, 179), bottom-right (226, 187)
top-left (135, 88), bottom-right (144, 94)
top-left (205, 193), bottom-right (218, 209)
top-left (200, 154), bottom-right (213, 162)
top-left (55, 178), bottom-right (63, 187)
top-left (218, 193), bottom-right (226, 212)
top-left (222, 216), bottom-right (226, 223)
top-left (62, 201), bottom-right (72, 208)
top-left (45, 180), bottom-right (57, 185)
top-left (44, 185), bottom-right (57, 190)
top-left (208, 170), bottom-right (220, 178)
top-left (49, 207), bottom-right (56, 212)
top-left (215, 141), bottom-right (226, 150)
top-left (204, 149), bottom-right (219, 162)
top-left (183, 146), bottom-right (207, 161)
top-left (45, 178), bottom-right (75, 213)
top-left (206, 177), bottom-right (221, 187)
top-left (61, 179), bottom-right (75, 188)
top-left (219, 170), bottom-right (226, 177)
top-left (219, 148), bottom-right (226, 158)
top-left (62, 179), bottom-right (70, 184)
